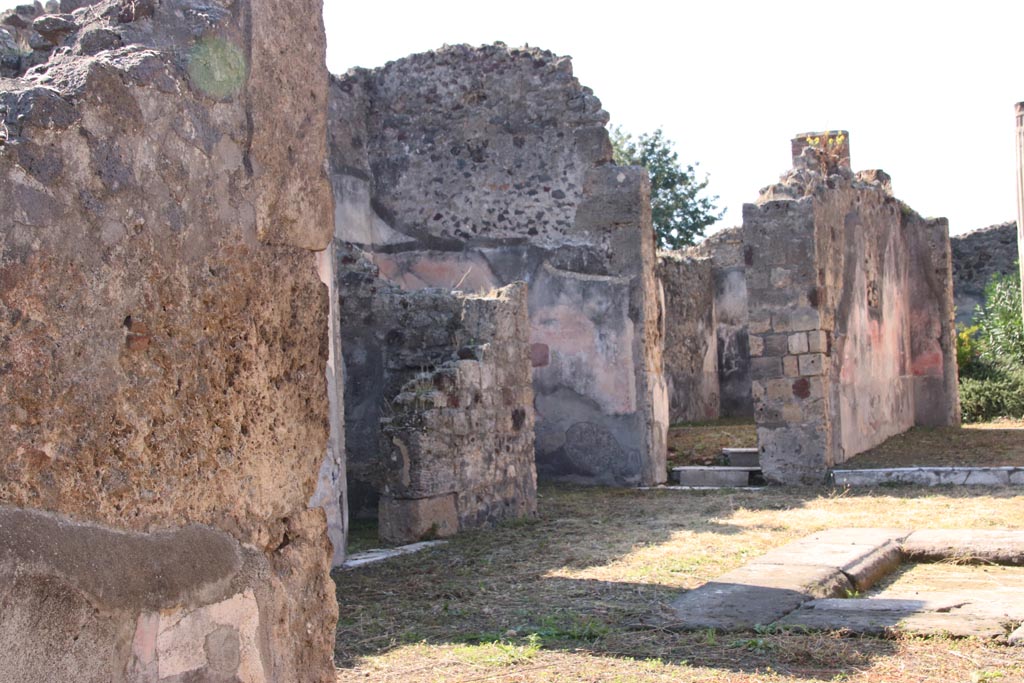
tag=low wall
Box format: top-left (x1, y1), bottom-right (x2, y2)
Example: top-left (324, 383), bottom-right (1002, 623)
top-left (339, 247), bottom-right (536, 543)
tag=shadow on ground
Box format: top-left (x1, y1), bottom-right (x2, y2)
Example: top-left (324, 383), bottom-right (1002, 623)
top-left (329, 484), bottom-right (1024, 678)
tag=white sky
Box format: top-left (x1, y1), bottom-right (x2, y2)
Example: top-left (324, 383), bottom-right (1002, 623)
top-left (322, 0), bottom-right (1023, 236)
top-left (6, 0), bottom-right (1021, 235)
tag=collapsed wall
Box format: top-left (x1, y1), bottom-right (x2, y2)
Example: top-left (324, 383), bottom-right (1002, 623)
top-left (950, 221), bottom-right (1018, 325)
top-left (657, 253), bottom-right (719, 422)
top-left (328, 44), bottom-right (667, 487)
top-left (339, 246), bottom-right (536, 543)
top-left (0, 1), bottom-right (338, 680)
top-left (744, 133), bottom-right (960, 484)
top-left (691, 227), bottom-right (754, 418)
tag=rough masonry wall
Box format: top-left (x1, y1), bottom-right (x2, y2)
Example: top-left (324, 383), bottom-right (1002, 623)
top-left (745, 136), bottom-right (959, 484)
top-left (380, 283), bottom-right (537, 543)
top-left (328, 44), bottom-right (667, 487)
top-left (950, 221), bottom-right (1018, 325)
top-left (692, 227), bottom-right (753, 418)
top-left (338, 247), bottom-right (536, 543)
top-left (0, 1), bottom-right (338, 681)
top-left (657, 252), bottom-right (719, 423)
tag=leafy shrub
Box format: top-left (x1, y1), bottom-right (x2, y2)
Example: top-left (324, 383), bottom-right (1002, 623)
top-left (959, 370), bottom-right (1024, 423)
top-left (958, 267), bottom-right (1024, 422)
top-left (974, 270), bottom-right (1024, 368)
top-left (956, 325), bottom-right (981, 374)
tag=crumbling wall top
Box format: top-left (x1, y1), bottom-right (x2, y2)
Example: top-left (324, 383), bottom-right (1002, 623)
top-left (330, 42), bottom-right (614, 250)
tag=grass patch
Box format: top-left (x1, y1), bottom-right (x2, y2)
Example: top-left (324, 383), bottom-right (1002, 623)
top-left (451, 634), bottom-right (542, 667)
top-left (840, 419), bottom-right (1024, 469)
top-left (667, 419), bottom-right (756, 468)
top-left (334, 483), bottom-right (1024, 681)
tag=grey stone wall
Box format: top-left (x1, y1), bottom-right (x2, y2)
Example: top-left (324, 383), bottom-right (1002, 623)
top-left (328, 44), bottom-right (667, 487)
top-left (338, 246), bottom-right (536, 544)
top-left (744, 134), bottom-right (959, 484)
top-left (657, 252), bottom-right (719, 423)
top-left (950, 221), bottom-right (1018, 325)
top-left (0, 1), bottom-right (339, 680)
top-left (692, 227), bottom-right (753, 418)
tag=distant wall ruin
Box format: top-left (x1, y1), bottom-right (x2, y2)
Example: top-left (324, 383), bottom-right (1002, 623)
top-left (691, 227), bottom-right (753, 418)
top-left (1, 1), bottom-right (338, 680)
top-left (745, 133), bottom-right (960, 484)
top-left (338, 246), bottom-right (536, 544)
top-left (657, 253), bottom-right (719, 423)
top-left (950, 221), bottom-right (1018, 325)
top-left (328, 44), bottom-right (667, 487)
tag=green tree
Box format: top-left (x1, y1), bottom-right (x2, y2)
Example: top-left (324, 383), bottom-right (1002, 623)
top-left (610, 127), bottom-right (723, 250)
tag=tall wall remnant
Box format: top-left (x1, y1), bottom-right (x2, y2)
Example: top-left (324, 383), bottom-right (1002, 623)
top-left (328, 44), bottom-right (667, 487)
top-left (1016, 102), bottom-right (1024, 320)
top-left (691, 227), bottom-right (754, 418)
top-left (744, 132), bottom-right (960, 484)
top-left (657, 252), bottom-right (719, 422)
top-left (950, 221), bottom-right (1019, 325)
top-left (1, 1), bottom-right (339, 680)
top-left (338, 246), bottom-right (536, 544)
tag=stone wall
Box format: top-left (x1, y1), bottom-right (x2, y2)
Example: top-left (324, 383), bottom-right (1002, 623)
top-left (339, 246), bottom-right (536, 543)
top-left (328, 44), bottom-right (667, 487)
top-left (744, 133), bottom-right (959, 484)
top-left (0, 1), bottom-right (338, 680)
top-left (692, 227), bottom-right (753, 418)
top-left (657, 252), bottom-right (719, 423)
top-left (950, 221), bottom-right (1018, 325)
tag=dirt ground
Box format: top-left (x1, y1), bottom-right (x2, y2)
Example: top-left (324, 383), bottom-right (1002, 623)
top-left (666, 418), bottom-right (1024, 471)
top-left (333, 484), bottom-right (1024, 682)
top-left (841, 419), bottom-right (1024, 469)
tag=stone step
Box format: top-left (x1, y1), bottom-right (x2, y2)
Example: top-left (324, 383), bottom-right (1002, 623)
top-left (672, 466), bottom-right (761, 487)
top-left (721, 447), bottom-right (760, 467)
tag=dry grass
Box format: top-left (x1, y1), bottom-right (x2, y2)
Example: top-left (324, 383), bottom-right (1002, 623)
top-left (667, 419), bottom-right (756, 467)
top-left (333, 484), bottom-right (1024, 682)
top-left (842, 419), bottom-right (1024, 469)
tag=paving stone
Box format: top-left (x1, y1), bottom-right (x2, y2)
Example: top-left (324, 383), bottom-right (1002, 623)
top-left (902, 529), bottom-right (1024, 565)
top-left (668, 563), bottom-right (852, 631)
top-left (777, 598), bottom-right (1012, 638)
top-left (755, 528), bottom-right (907, 591)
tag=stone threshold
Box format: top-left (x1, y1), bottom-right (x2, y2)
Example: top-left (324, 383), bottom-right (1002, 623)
top-left (832, 467), bottom-right (1024, 487)
top-left (665, 528), bottom-right (1024, 640)
top-left (340, 541), bottom-right (448, 570)
top-left (641, 485), bottom-right (769, 491)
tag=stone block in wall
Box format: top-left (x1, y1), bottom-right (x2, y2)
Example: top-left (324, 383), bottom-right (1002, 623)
top-left (378, 495), bottom-right (459, 544)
